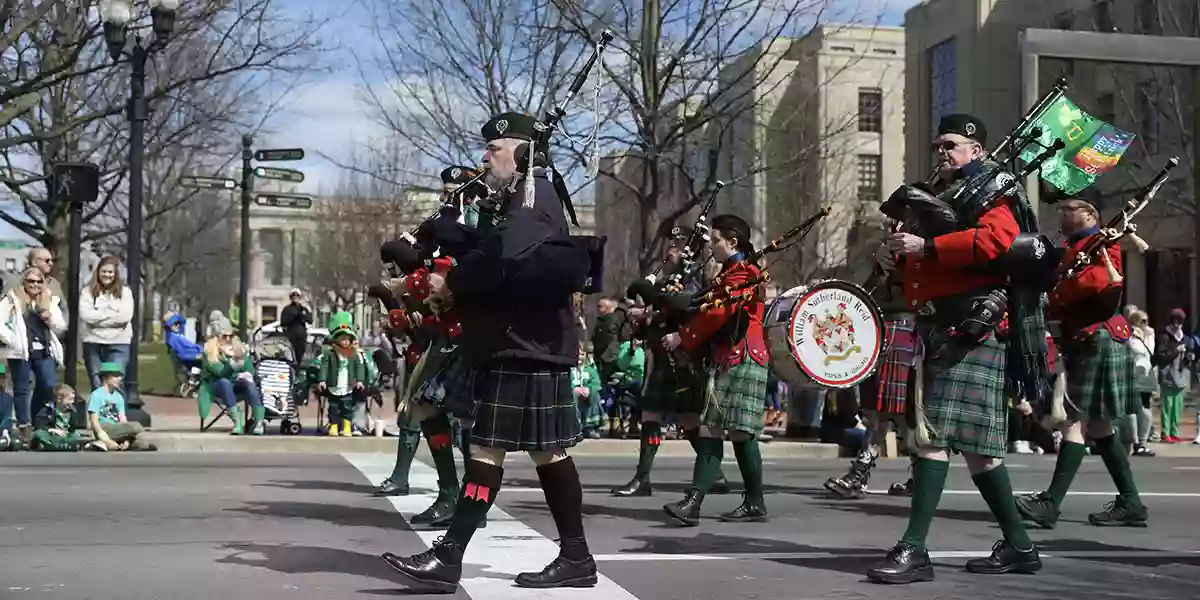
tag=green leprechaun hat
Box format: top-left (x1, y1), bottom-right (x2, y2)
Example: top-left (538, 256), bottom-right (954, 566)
top-left (327, 311), bottom-right (357, 342)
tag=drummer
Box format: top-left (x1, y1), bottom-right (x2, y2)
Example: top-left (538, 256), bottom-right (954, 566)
top-left (660, 214), bottom-right (770, 527)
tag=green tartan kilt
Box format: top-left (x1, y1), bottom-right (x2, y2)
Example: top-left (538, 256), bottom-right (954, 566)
top-left (1062, 329), bottom-right (1138, 421)
top-left (923, 333), bottom-right (1008, 458)
top-left (701, 360), bottom-right (769, 435)
top-left (639, 356), bottom-right (705, 415)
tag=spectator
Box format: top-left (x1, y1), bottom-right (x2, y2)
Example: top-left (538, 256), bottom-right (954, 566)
top-left (3, 247), bottom-right (64, 309)
top-left (32, 385), bottom-right (103, 452)
top-left (279, 289), bottom-right (312, 363)
top-left (0, 364), bottom-right (11, 443)
top-left (163, 312), bottom-right (203, 369)
top-left (1128, 309), bottom-right (1157, 455)
top-left (315, 312), bottom-right (377, 437)
top-left (1154, 308), bottom-right (1192, 443)
top-left (79, 256), bottom-right (134, 390)
top-left (87, 363), bottom-right (154, 451)
top-left (203, 314), bottom-right (264, 435)
top-left (572, 343), bottom-right (603, 439)
top-left (0, 266), bottom-right (66, 442)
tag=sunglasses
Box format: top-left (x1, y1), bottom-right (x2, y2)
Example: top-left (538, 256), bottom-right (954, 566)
top-left (24, 278), bottom-right (44, 284)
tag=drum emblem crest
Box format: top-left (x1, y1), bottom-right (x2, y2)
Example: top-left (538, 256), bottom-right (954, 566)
top-left (808, 302), bottom-right (862, 364)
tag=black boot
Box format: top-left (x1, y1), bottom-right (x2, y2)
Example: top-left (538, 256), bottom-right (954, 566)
top-left (380, 537), bottom-right (465, 594)
top-left (964, 540), bottom-right (1042, 574)
top-left (373, 478), bottom-right (409, 497)
top-left (719, 493), bottom-right (768, 523)
top-left (825, 455), bottom-right (874, 499)
top-left (1087, 495), bottom-right (1149, 527)
top-left (413, 416), bottom-right (462, 526)
top-left (1014, 490), bottom-right (1060, 529)
top-left (865, 541), bottom-right (934, 584)
top-left (663, 488), bottom-right (703, 527)
top-left (888, 477), bottom-right (913, 496)
top-left (610, 476), bottom-right (651, 497)
top-left (612, 422), bottom-right (663, 497)
top-left (375, 423), bottom-right (421, 497)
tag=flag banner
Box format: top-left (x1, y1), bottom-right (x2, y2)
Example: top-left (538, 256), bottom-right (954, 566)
top-left (1019, 94), bottom-right (1136, 195)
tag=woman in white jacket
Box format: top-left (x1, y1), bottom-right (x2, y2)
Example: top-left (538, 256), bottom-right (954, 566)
top-left (0, 266), bottom-right (66, 436)
top-left (79, 256), bottom-right (135, 389)
top-left (1128, 309), bottom-right (1157, 456)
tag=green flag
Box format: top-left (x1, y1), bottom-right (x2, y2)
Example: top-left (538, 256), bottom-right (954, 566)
top-left (1019, 94), bottom-right (1136, 195)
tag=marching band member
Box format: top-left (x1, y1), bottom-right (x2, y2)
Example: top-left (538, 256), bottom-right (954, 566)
top-left (661, 214), bottom-right (770, 526)
top-left (381, 112), bottom-right (597, 591)
top-left (1015, 198), bottom-right (1148, 528)
top-left (866, 114), bottom-right (1046, 583)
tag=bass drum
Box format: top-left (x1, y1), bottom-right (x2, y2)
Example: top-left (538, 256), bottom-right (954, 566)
top-left (764, 279), bottom-right (885, 389)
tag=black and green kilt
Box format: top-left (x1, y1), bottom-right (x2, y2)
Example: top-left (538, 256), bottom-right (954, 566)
top-left (639, 351), bottom-right (705, 415)
top-left (408, 340), bottom-right (460, 408)
top-left (922, 333), bottom-right (1008, 458)
top-left (701, 359), bottom-right (770, 435)
top-left (1061, 329), bottom-right (1138, 421)
top-left (450, 358), bottom-right (582, 451)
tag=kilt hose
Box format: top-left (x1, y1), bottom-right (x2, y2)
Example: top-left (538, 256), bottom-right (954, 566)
top-left (919, 331), bottom-right (1009, 459)
top-left (639, 351), bottom-right (705, 415)
top-left (701, 359), bottom-right (770, 436)
top-left (446, 357), bottom-right (583, 452)
top-left (860, 317), bottom-right (918, 417)
top-left (1061, 329), bottom-right (1139, 422)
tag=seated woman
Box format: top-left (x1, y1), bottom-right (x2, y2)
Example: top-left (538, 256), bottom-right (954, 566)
top-left (202, 314), bottom-right (264, 435)
top-left (163, 312), bottom-right (203, 369)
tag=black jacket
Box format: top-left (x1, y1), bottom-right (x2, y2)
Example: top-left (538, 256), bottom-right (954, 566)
top-left (279, 303), bottom-right (311, 339)
top-left (447, 174), bottom-right (589, 366)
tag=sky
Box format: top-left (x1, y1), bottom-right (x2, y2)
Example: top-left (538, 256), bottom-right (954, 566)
top-left (0, 0), bottom-right (919, 243)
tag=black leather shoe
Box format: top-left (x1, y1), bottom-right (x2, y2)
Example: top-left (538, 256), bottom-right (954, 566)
top-left (663, 488), bottom-right (703, 526)
top-left (372, 478), bottom-right (409, 497)
top-left (379, 538), bottom-right (464, 593)
top-left (1088, 496), bottom-right (1149, 527)
top-left (888, 478), bottom-right (913, 496)
top-left (514, 555), bottom-right (598, 588)
top-left (411, 493), bottom-right (456, 525)
top-left (964, 540), bottom-right (1042, 574)
top-left (718, 494), bottom-right (768, 522)
top-left (611, 476), bottom-right (652, 497)
top-left (865, 541), bottom-right (935, 584)
top-left (1014, 491), bottom-right (1060, 529)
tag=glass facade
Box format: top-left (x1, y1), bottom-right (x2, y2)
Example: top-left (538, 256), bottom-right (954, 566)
top-left (928, 37), bottom-right (957, 137)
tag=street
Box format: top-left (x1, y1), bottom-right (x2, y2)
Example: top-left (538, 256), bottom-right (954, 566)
top-left (1, 452), bottom-right (1197, 599)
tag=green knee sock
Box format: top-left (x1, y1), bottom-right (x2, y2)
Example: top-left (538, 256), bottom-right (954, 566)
top-left (900, 458), bottom-right (949, 549)
top-left (388, 423), bottom-right (422, 483)
top-left (687, 432), bottom-right (727, 482)
top-left (636, 422), bottom-right (663, 478)
top-left (421, 415), bottom-right (460, 494)
top-left (691, 436), bottom-right (725, 495)
top-left (1094, 433), bottom-right (1144, 508)
top-left (732, 439), bottom-right (764, 500)
top-left (973, 464), bottom-right (1033, 550)
top-left (1046, 441), bottom-right (1087, 506)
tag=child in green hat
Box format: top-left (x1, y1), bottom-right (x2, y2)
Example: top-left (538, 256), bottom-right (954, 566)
top-left (87, 362), bottom-right (155, 451)
top-left (316, 312), bottom-right (377, 436)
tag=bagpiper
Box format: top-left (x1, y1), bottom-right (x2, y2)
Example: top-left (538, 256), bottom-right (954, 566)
top-left (381, 111), bottom-right (597, 591)
top-left (866, 114), bottom-right (1048, 583)
top-left (1015, 198), bottom-right (1148, 528)
top-left (660, 214), bottom-right (770, 526)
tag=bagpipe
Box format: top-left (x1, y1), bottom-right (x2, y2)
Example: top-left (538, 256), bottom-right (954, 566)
top-left (651, 181), bottom-right (725, 296)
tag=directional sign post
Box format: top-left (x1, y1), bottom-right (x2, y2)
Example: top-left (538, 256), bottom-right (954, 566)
top-left (254, 148), bottom-right (304, 162)
top-left (180, 175), bottom-right (237, 190)
top-left (255, 193), bottom-right (313, 209)
top-left (253, 166), bottom-right (305, 183)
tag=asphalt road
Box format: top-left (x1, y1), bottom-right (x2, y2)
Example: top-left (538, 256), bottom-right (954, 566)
top-left (2, 451), bottom-right (1197, 599)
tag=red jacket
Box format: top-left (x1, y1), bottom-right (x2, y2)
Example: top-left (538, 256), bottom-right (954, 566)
top-left (899, 198), bottom-right (1020, 309)
top-left (1048, 231), bottom-right (1129, 341)
top-left (678, 259), bottom-right (769, 369)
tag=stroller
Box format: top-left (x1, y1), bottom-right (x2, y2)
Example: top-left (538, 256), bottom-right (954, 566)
top-left (250, 331), bottom-right (306, 435)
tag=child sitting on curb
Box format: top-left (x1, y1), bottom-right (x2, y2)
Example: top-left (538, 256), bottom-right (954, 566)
top-left (32, 385), bottom-right (105, 452)
top-left (88, 362), bottom-right (156, 451)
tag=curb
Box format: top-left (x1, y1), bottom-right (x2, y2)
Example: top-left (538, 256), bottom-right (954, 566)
top-left (138, 432), bottom-right (842, 458)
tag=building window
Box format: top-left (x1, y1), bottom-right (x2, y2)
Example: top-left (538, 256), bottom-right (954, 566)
top-left (3, 258), bottom-right (14, 272)
top-left (858, 88), bottom-right (883, 133)
top-left (1137, 0), bottom-right (1162, 35)
top-left (857, 154), bottom-right (882, 205)
top-left (259, 228), bottom-right (285, 286)
top-left (1093, 0), bottom-right (1114, 32)
top-left (1138, 82), bottom-right (1160, 153)
top-left (261, 304), bottom-right (278, 325)
top-left (1095, 92), bottom-right (1115, 124)
top-left (1053, 10), bottom-right (1073, 30)
top-left (872, 48), bottom-right (897, 55)
top-left (928, 37), bottom-right (957, 138)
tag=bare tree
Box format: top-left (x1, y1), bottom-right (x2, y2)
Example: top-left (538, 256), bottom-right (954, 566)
top-left (0, 0), bottom-right (328, 263)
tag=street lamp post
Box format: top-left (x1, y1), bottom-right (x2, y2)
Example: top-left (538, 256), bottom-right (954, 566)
top-left (99, 0), bottom-right (179, 427)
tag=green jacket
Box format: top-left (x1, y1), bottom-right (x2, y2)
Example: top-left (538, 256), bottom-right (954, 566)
top-left (615, 341), bottom-right (645, 381)
top-left (317, 347), bottom-right (377, 389)
top-left (203, 351), bottom-right (256, 382)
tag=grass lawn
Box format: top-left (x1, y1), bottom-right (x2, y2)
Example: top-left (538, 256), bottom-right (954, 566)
top-left (59, 343), bottom-right (182, 396)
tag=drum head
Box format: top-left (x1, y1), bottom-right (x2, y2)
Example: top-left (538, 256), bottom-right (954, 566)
top-left (777, 280), bottom-right (884, 388)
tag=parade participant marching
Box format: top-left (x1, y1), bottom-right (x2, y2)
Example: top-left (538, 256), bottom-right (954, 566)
top-left (610, 240), bottom-right (732, 498)
top-left (381, 111), bottom-right (596, 591)
top-left (1015, 198), bottom-right (1148, 528)
top-left (866, 114), bottom-right (1047, 583)
top-left (661, 214), bottom-right (770, 526)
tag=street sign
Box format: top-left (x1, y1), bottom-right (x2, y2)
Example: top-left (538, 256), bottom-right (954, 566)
top-left (180, 175), bottom-right (236, 190)
top-left (254, 148), bottom-right (304, 162)
top-left (253, 166), bottom-right (305, 183)
top-left (255, 194), bottom-right (313, 209)
top-left (52, 163), bottom-right (100, 206)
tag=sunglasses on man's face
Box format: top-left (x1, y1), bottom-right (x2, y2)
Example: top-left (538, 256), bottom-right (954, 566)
top-left (931, 140), bottom-right (970, 153)
top-left (24, 278), bottom-right (43, 285)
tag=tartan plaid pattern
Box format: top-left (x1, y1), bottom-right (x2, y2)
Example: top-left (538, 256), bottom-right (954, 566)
top-left (1062, 329), bottom-right (1138, 421)
top-left (462, 359), bottom-right (582, 451)
top-left (860, 317), bottom-right (918, 415)
top-left (923, 332), bottom-right (1009, 458)
top-left (702, 360), bottom-right (770, 435)
top-left (639, 351), bottom-right (705, 415)
top-left (409, 341), bottom-right (460, 408)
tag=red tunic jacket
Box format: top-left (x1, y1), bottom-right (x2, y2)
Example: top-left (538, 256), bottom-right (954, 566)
top-left (1047, 232), bottom-right (1129, 341)
top-left (899, 198), bottom-right (1020, 308)
top-left (678, 260), bottom-right (769, 369)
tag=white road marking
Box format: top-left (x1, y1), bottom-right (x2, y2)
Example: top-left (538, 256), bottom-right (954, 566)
top-left (590, 549), bottom-right (1200, 562)
top-left (344, 453), bottom-right (642, 600)
top-left (867, 490), bottom-right (1200, 497)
